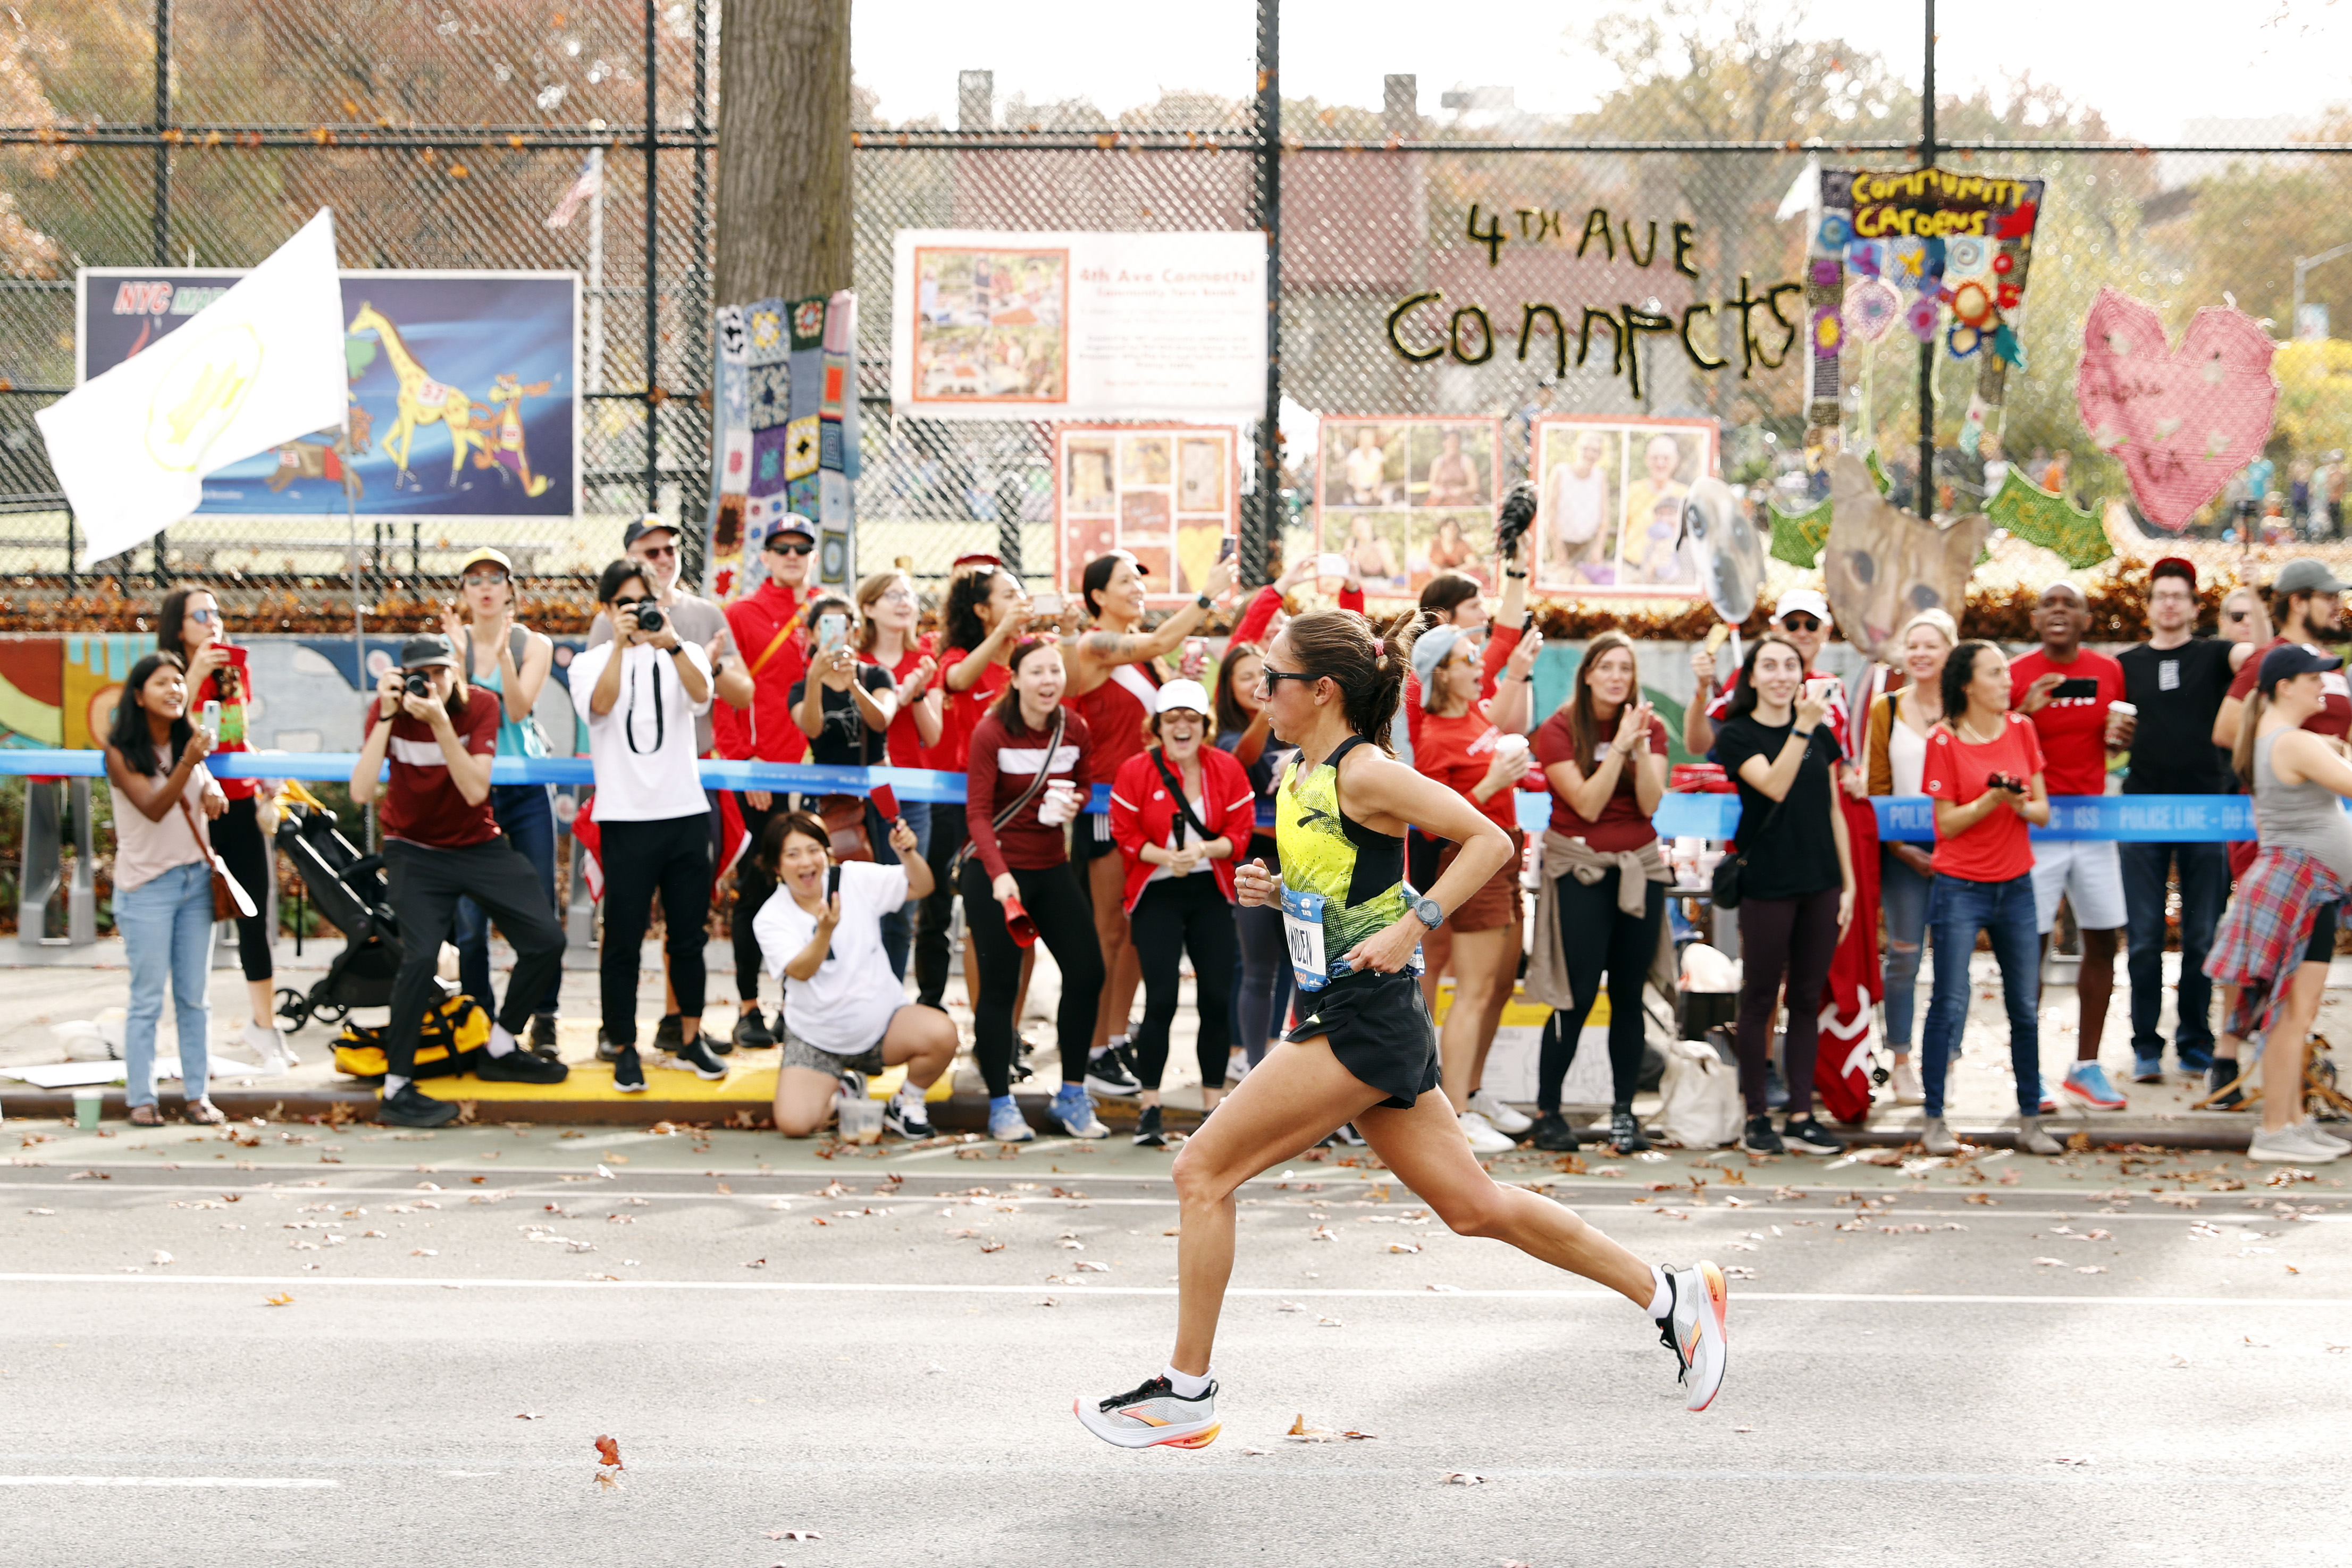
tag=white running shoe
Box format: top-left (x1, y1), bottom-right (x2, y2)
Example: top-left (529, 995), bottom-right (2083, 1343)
top-left (217, 1026), bottom-right (288, 1078)
top-left (1656, 1261), bottom-right (1729, 1412)
top-left (1458, 1109), bottom-right (1517, 1153)
top-left (1074, 1373), bottom-right (1220, 1449)
top-left (1468, 1089), bottom-right (1533, 1136)
top-left (1891, 1058), bottom-right (1925, 1106)
top-left (2303, 1120), bottom-right (2351, 1154)
top-left (2248, 1123), bottom-right (2343, 1165)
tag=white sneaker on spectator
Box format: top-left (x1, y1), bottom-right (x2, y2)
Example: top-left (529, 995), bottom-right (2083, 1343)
top-left (1891, 1058), bottom-right (1925, 1106)
top-left (2248, 1123), bottom-right (2341, 1165)
top-left (1458, 1109), bottom-right (1517, 1153)
top-left (1467, 1090), bottom-right (1532, 1135)
top-left (2295, 1120), bottom-right (2349, 1155)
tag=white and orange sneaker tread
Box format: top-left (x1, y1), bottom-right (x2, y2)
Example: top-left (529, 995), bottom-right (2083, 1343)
top-left (1074, 1375), bottom-right (1222, 1449)
top-left (1657, 1261), bottom-right (1729, 1412)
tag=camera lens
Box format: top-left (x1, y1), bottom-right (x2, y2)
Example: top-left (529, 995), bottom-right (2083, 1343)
top-left (404, 671), bottom-right (431, 697)
top-left (635, 605), bottom-right (665, 634)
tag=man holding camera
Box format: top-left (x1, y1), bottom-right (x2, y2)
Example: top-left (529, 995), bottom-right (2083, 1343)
top-left (715, 515), bottom-right (818, 1049)
top-left (2011, 580), bottom-right (2133, 1112)
top-left (352, 634), bottom-right (569, 1130)
top-left (585, 515), bottom-right (756, 1056)
top-left (573, 559), bottom-right (720, 1091)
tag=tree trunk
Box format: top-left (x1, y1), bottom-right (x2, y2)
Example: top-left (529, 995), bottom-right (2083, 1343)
top-left (715, 0), bottom-right (852, 306)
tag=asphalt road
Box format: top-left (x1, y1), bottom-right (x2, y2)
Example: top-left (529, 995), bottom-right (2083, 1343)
top-left (2, 1124), bottom-right (2347, 1567)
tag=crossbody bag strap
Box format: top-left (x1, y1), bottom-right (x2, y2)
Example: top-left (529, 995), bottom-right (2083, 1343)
top-left (1149, 746), bottom-right (1214, 848)
top-left (951, 707), bottom-right (1068, 881)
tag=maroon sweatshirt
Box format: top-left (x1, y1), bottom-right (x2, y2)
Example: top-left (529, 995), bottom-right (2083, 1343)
top-left (963, 707), bottom-right (1093, 878)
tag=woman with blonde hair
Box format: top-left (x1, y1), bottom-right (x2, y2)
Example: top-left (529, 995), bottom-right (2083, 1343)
top-left (2220, 585), bottom-right (2271, 673)
top-left (1863, 607), bottom-right (1960, 1105)
top-left (1525, 630), bottom-right (1670, 1153)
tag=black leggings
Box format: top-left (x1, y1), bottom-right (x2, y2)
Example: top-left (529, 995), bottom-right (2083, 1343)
top-left (730, 794), bottom-right (776, 1004)
top-left (1231, 833), bottom-right (1291, 1064)
top-left (599, 812), bottom-right (711, 1046)
top-left (961, 858), bottom-right (1104, 1098)
top-left (913, 803), bottom-right (967, 1010)
top-left (1130, 873), bottom-right (1238, 1091)
top-left (212, 794), bottom-right (274, 983)
top-left (1733, 887), bottom-right (1842, 1118)
top-left (1538, 874), bottom-right (1664, 1115)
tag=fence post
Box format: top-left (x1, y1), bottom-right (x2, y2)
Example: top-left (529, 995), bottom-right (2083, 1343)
top-left (643, 0), bottom-right (662, 521)
top-left (1249, 0), bottom-right (1281, 589)
top-left (1917, 0), bottom-right (1937, 515)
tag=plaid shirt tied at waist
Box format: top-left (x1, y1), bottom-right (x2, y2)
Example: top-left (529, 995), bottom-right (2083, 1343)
top-left (2204, 846), bottom-right (2347, 1039)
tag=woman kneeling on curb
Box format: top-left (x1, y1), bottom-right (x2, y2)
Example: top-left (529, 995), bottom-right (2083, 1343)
top-left (754, 811), bottom-right (958, 1139)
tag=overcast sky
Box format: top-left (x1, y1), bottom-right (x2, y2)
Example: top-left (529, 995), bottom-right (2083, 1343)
top-left (853, 0), bottom-right (2351, 145)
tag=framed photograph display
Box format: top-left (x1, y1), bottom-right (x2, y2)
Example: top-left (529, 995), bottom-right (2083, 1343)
top-left (1313, 417), bottom-right (1501, 598)
top-left (1053, 424), bottom-right (1239, 607)
top-left (1530, 415), bottom-right (1719, 596)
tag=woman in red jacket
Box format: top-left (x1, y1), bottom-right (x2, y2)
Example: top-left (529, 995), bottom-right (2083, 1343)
top-left (1110, 680), bottom-right (1258, 1149)
top-left (962, 637), bottom-right (1110, 1143)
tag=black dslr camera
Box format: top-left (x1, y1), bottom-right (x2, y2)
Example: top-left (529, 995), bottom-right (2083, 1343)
top-left (633, 603), bottom-right (666, 635)
top-left (402, 671), bottom-right (432, 698)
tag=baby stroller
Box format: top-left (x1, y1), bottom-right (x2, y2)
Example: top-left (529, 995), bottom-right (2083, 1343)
top-left (272, 781), bottom-right (412, 1031)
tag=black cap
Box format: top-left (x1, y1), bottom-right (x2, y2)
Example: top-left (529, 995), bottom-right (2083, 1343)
top-left (763, 513), bottom-right (817, 546)
top-left (622, 515), bottom-right (678, 551)
top-left (399, 633), bottom-right (458, 671)
top-left (2259, 641), bottom-right (2345, 689)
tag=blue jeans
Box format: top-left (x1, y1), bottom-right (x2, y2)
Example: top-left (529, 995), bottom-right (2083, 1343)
top-left (1921, 871), bottom-right (2042, 1119)
top-left (873, 798), bottom-right (929, 982)
top-left (1878, 850), bottom-right (1933, 1049)
top-left (2119, 840), bottom-right (2224, 1071)
top-left (117, 861), bottom-right (215, 1109)
top-left (454, 784), bottom-right (564, 1021)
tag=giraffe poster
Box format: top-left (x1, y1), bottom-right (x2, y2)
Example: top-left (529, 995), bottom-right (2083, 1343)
top-left (77, 268), bottom-right (578, 521)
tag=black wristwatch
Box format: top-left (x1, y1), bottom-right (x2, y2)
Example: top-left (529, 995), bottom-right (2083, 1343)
top-left (1196, 592), bottom-right (1214, 609)
top-left (1505, 568), bottom-right (1528, 580)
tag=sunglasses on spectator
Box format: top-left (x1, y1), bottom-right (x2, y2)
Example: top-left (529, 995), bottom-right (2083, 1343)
top-left (611, 595), bottom-right (652, 611)
top-left (2228, 609), bottom-right (2252, 622)
top-left (186, 606), bottom-right (217, 624)
top-left (765, 537), bottom-right (815, 557)
top-left (461, 570), bottom-right (509, 588)
top-left (634, 543), bottom-right (678, 560)
top-left (1779, 614), bottom-right (1822, 632)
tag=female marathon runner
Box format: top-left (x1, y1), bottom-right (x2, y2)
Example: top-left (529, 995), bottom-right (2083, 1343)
top-left (1074, 609), bottom-right (1728, 1447)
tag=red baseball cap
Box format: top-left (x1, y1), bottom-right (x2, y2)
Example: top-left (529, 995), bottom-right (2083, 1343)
top-left (2150, 556), bottom-right (2197, 588)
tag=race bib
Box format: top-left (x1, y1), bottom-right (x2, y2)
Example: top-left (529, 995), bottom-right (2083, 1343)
top-left (1280, 884), bottom-right (1331, 992)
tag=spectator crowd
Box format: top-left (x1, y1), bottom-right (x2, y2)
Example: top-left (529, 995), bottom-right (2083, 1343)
top-left (94, 517), bottom-right (2352, 1166)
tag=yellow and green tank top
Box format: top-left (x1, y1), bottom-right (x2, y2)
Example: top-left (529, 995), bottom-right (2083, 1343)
top-left (1275, 735), bottom-right (1419, 991)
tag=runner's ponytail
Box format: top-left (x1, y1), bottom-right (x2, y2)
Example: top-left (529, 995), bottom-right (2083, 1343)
top-left (1283, 608), bottom-right (1419, 756)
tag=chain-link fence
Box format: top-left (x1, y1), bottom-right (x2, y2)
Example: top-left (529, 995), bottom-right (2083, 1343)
top-left (5, 5), bottom-right (2351, 619)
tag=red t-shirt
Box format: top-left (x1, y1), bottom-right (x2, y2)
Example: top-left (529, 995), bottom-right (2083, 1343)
top-left (364, 689), bottom-right (501, 850)
top-left (716, 579), bottom-right (809, 763)
top-left (2227, 635), bottom-right (2352, 738)
top-left (1417, 702), bottom-right (1531, 832)
top-left (190, 644), bottom-right (257, 800)
top-left (2009, 645), bottom-right (2124, 796)
top-left (928, 647), bottom-right (1011, 772)
top-left (1534, 708), bottom-right (1670, 851)
top-left (862, 638), bottom-right (936, 769)
top-left (1921, 715), bottom-right (2046, 883)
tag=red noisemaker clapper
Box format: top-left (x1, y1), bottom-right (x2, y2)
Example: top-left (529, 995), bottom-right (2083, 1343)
top-left (1002, 895), bottom-right (1038, 947)
top-left (870, 782), bottom-right (901, 823)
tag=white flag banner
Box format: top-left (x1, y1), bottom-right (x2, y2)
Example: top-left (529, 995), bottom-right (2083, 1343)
top-left (39, 207), bottom-right (348, 568)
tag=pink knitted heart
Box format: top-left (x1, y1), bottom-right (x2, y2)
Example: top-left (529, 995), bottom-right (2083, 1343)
top-left (2073, 287), bottom-right (2278, 533)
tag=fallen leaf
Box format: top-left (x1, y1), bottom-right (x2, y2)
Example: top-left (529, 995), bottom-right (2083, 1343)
top-left (1038, 1296), bottom-right (1059, 1307)
top-left (264, 1292), bottom-right (294, 1306)
top-left (594, 1435), bottom-right (624, 1469)
top-left (2032, 1257), bottom-right (2067, 1267)
top-left (1387, 1242), bottom-right (1422, 1254)
top-left (979, 1239), bottom-right (1004, 1253)
top-left (1442, 1471), bottom-right (1488, 1485)
top-left (2051, 1456), bottom-right (2093, 1466)
top-left (1309, 1225), bottom-right (1337, 1242)
top-left (1276, 1301), bottom-right (1305, 1312)
top-left (1315, 1314), bottom-right (1345, 1328)
top-left (744, 1258), bottom-right (767, 1269)
top-left (1240, 1446), bottom-right (1274, 1456)
top-left (1075, 1260), bottom-right (1111, 1273)
top-left (1733, 1426), bottom-right (1754, 1433)
top-left (1425, 1283), bottom-right (1463, 1293)
top-left (516, 1412), bottom-right (543, 1420)
top-left (2075, 1266), bottom-right (2107, 1275)
top-left (766, 1529), bottom-right (824, 1541)
top-left (150, 1250), bottom-right (173, 1265)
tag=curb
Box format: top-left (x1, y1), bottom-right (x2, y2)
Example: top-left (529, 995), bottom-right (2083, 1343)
top-left (0, 1085), bottom-right (2265, 1152)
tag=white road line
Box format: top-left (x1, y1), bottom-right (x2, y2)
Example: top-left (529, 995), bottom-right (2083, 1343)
top-left (0, 1476), bottom-right (337, 1488)
top-left (1, 1272), bottom-right (2343, 1306)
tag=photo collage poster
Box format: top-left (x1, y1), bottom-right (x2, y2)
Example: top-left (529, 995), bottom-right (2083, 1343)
top-left (1313, 418), bottom-right (1502, 598)
top-left (1530, 416), bottom-right (1719, 597)
top-left (910, 246), bottom-right (1070, 406)
top-left (1054, 425), bottom-right (1239, 606)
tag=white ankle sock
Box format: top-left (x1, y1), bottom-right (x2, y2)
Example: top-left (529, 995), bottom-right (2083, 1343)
top-left (485, 1024), bottom-right (517, 1058)
top-left (384, 1073), bottom-right (411, 1095)
top-left (893, 1081), bottom-right (925, 1108)
top-left (1163, 1364), bottom-right (1211, 1398)
top-left (1644, 1263), bottom-right (1671, 1318)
